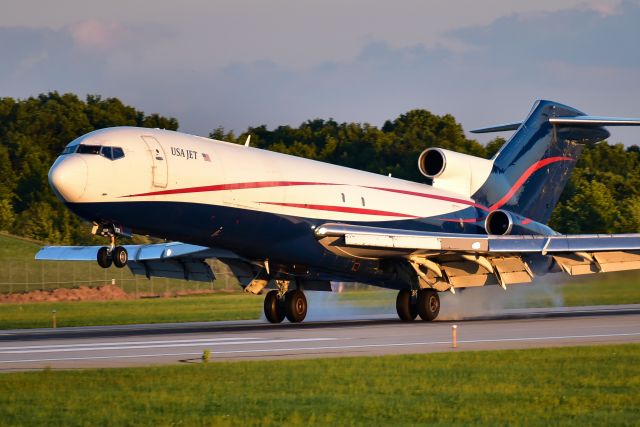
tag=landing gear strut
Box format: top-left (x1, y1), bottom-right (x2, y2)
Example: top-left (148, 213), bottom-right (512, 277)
top-left (263, 287), bottom-right (308, 323)
top-left (395, 288), bottom-right (440, 322)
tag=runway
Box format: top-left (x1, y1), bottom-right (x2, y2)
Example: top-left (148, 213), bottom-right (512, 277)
top-left (1, 304), bottom-right (640, 371)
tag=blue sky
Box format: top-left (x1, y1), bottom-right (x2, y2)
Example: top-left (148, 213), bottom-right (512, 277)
top-left (1, 0), bottom-right (638, 145)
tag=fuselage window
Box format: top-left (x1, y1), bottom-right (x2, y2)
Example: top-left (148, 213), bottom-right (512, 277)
top-left (361, 197), bottom-right (366, 207)
top-left (77, 145), bottom-right (101, 155)
top-left (341, 193), bottom-right (346, 203)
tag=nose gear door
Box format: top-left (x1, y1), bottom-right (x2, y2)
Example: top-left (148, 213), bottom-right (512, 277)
top-left (141, 136), bottom-right (168, 188)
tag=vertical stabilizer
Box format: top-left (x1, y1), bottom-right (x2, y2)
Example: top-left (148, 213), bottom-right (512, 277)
top-left (472, 100), bottom-right (609, 224)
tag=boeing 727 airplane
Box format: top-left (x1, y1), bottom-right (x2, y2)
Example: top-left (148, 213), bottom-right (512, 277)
top-left (37, 100), bottom-right (640, 323)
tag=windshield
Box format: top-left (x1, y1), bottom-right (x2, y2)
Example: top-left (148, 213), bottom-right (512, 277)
top-left (62, 144), bottom-right (125, 160)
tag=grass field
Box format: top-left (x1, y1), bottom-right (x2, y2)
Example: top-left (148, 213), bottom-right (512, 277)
top-left (1, 344), bottom-right (638, 426)
top-left (0, 293), bottom-right (264, 329)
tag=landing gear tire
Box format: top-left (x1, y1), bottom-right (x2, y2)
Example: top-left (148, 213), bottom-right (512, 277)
top-left (417, 289), bottom-right (440, 321)
top-left (97, 247), bottom-right (112, 268)
top-left (264, 290), bottom-right (285, 324)
top-left (284, 290), bottom-right (307, 323)
top-left (396, 289), bottom-right (417, 321)
top-left (112, 246), bottom-right (128, 268)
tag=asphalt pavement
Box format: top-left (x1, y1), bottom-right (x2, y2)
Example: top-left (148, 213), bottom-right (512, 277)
top-left (1, 304), bottom-right (639, 371)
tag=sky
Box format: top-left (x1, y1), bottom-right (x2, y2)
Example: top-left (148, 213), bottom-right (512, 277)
top-left (1, 0), bottom-right (639, 145)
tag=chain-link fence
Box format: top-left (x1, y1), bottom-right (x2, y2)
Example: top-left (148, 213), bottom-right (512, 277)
top-left (0, 259), bottom-right (241, 296)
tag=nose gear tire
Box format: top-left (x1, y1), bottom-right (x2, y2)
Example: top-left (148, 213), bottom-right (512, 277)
top-left (97, 247), bottom-right (112, 268)
top-left (112, 246), bottom-right (128, 268)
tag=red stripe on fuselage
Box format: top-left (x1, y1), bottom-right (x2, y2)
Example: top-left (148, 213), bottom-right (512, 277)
top-left (489, 156), bottom-right (575, 210)
top-left (260, 202), bottom-right (417, 218)
top-left (365, 186), bottom-right (489, 211)
top-left (122, 181), bottom-right (336, 197)
top-left (121, 156), bottom-right (572, 216)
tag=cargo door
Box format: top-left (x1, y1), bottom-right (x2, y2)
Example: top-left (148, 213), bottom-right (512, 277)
top-left (141, 136), bottom-right (168, 188)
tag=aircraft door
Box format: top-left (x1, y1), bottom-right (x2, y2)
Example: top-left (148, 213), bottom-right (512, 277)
top-left (141, 136), bottom-right (168, 188)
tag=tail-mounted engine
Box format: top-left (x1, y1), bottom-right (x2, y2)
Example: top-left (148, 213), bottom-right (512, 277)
top-left (484, 209), bottom-right (557, 235)
top-left (484, 210), bottom-right (513, 235)
top-left (418, 148), bottom-right (493, 197)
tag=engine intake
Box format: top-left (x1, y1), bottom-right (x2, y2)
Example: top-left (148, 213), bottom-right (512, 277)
top-left (485, 210), bottom-right (513, 235)
top-left (419, 148), bottom-right (446, 177)
top-left (417, 148), bottom-right (493, 196)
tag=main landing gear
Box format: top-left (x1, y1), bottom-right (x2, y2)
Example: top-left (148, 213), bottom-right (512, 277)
top-left (96, 233), bottom-right (128, 269)
top-left (395, 288), bottom-right (440, 322)
top-left (264, 289), bottom-right (308, 323)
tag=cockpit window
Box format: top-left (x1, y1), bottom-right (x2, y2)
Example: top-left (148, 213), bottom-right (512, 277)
top-left (111, 147), bottom-right (125, 160)
top-left (77, 145), bottom-right (101, 155)
top-left (100, 146), bottom-right (112, 158)
top-left (61, 146), bottom-right (78, 155)
top-left (69, 144), bottom-right (125, 160)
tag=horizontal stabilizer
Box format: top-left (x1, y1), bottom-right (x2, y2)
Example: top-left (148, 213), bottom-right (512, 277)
top-left (549, 116), bottom-right (640, 127)
top-left (470, 121), bottom-right (522, 134)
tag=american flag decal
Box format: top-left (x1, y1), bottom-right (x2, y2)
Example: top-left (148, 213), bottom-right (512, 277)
top-left (202, 153), bottom-right (211, 162)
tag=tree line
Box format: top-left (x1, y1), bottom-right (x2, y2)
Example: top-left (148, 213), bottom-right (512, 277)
top-left (0, 92), bottom-right (638, 244)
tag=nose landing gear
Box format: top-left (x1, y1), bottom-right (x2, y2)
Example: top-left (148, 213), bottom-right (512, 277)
top-left (94, 224), bottom-right (129, 269)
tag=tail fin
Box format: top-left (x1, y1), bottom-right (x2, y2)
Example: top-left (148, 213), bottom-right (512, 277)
top-left (472, 100), bottom-right (633, 224)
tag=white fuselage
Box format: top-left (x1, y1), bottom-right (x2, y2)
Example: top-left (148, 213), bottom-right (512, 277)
top-left (50, 126), bottom-right (480, 223)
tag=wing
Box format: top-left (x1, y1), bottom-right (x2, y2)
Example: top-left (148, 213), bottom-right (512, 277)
top-left (36, 242), bottom-right (244, 282)
top-left (315, 223), bottom-right (640, 291)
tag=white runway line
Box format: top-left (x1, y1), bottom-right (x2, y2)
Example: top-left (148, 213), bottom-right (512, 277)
top-left (0, 337), bottom-right (340, 355)
top-left (1, 332), bottom-right (638, 364)
top-left (0, 337), bottom-right (264, 351)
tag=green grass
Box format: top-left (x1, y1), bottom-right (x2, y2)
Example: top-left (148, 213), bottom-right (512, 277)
top-left (1, 344), bottom-right (638, 426)
top-left (0, 233), bottom-right (40, 259)
top-left (0, 293), bottom-right (263, 329)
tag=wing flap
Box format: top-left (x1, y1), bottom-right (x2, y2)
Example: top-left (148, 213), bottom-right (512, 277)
top-left (317, 222), bottom-right (640, 291)
top-left (128, 259), bottom-right (215, 282)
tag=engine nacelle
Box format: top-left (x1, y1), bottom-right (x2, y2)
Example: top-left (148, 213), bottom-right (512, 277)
top-left (484, 209), bottom-right (558, 236)
top-left (418, 148), bottom-right (493, 196)
top-left (485, 209), bottom-right (513, 235)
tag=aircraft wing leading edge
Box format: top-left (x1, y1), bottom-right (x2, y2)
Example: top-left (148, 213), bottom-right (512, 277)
top-left (36, 243), bottom-right (244, 282)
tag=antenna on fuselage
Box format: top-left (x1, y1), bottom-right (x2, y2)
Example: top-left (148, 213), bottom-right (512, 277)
top-left (244, 135), bottom-right (251, 147)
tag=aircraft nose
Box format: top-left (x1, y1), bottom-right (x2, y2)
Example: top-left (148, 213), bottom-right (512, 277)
top-left (48, 156), bottom-right (88, 202)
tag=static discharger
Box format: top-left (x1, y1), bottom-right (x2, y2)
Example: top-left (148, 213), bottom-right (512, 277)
top-left (452, 324), bottom-right (458, 349)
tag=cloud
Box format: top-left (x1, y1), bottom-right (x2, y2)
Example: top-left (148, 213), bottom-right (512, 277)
top-left (0, 1), bottom-right (638, 147)
top-left (69, 19), bottom-right (125, 50)
top-left (450, 0), bottom-right (640, 68)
